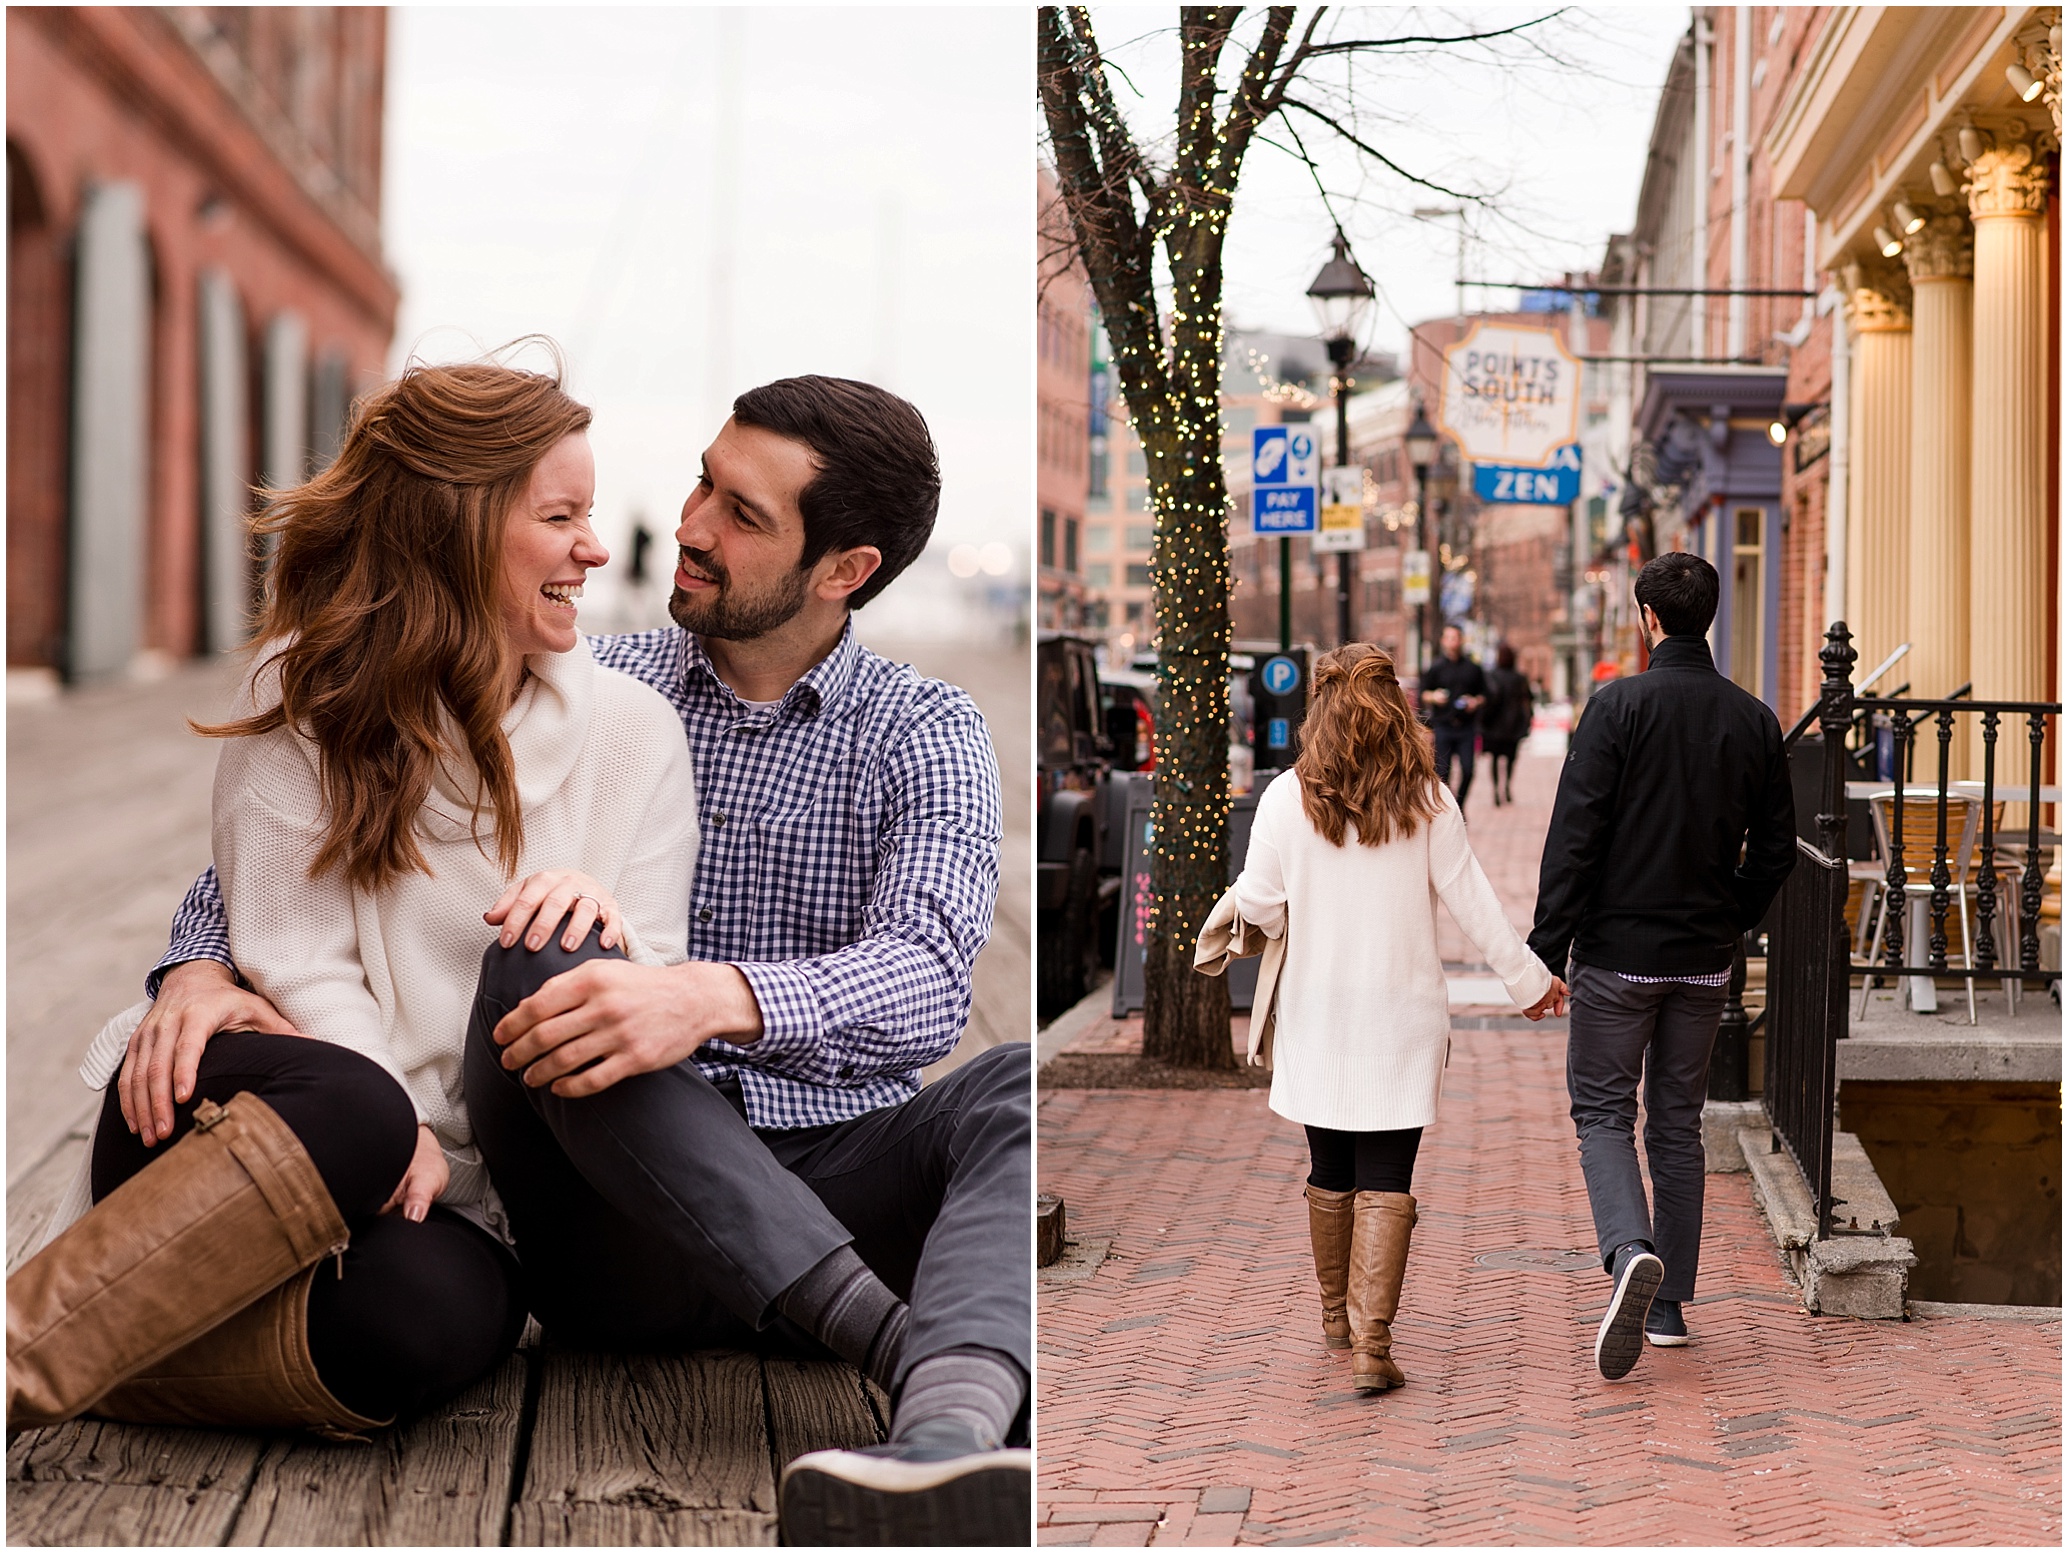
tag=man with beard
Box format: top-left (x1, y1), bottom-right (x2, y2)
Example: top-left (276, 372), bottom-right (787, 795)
top-left (126, 377), bottom-right (1030, 1544)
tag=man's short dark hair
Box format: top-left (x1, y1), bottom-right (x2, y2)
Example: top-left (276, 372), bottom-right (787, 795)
top-left (1633, 552), bottom-right (1719, 637)
top-left (731, 376), bottom-right (940, 610)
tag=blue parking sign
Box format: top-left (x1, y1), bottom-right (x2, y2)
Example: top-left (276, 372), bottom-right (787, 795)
top-left (1253, 486), bottom-right (1317, 534)
top-left (1260, 655), bottom-right (1301, 696)
top-left (1267, 717), bottom-right (1290, 750)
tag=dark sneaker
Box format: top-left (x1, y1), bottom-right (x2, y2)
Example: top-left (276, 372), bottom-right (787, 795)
top-left (778, 1442), bottom-right (1032, 1546)
top-left (1594, 1244), bottom-right (1664, 1380)
top-left (1645, 1297), bottom-right (1689, 1347)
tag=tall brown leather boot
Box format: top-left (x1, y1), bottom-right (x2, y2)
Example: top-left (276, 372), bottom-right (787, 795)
top-left (8, 1094), bottom-right (349, 1433)
top-left (1347, 1191), bottom-right (1417, 1393)
top-left (92, 1265), bottom-right (389, 1441)
top-left (1303, 1184), bottom-right (1354, 1349)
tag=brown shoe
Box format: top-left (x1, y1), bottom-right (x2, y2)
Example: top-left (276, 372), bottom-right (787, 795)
top-left (1347, 1191), bottom-right (1417, 1393)
top-left (1303, 1184), bottom-right (1354, 1349)
top-left (93, 1264), bottom-right (389, 1441)
top-left (7, 1094), bottom-right (349, 1433)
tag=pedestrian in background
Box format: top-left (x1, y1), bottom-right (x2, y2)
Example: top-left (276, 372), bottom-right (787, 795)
top-left (1215, 644), bottom-right (1564, 1396)
top-left (1480, 642), bottom-right (1533, 807)
top-left (1419, 624), bottom-right (1488, 810)
top-left (1528, 553), bottom-right (1795, 1381)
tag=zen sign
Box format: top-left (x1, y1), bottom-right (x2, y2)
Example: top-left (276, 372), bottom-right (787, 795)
top-left (1437, 322), bottom-right (1583, 468)
top-left (1473, 442), bottom-right (1582, 506)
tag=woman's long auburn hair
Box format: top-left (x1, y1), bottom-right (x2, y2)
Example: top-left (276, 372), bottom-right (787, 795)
top-left (199, 359), bottom-right (593, 892)
top-left (1293, 643), bottom-right (1442, 848)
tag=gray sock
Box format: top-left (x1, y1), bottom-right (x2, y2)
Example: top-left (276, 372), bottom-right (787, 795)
top-left (890, 1346), bottom-right (1026, 1452)
top-left (777, 1246), bottom-right (907, 1392)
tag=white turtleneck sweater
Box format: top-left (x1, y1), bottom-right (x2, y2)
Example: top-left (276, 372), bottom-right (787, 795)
top-left (1231, 771), bottom-right (1551, 1133)
top-left (67, 636), bottom-right (698, 1247)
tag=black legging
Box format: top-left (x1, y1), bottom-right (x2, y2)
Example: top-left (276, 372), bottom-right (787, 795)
top-left (91, 1031), bottom-right (525, 1422)
top-left (1483, 739), bottom-right (1520, 799)
top-left (1304, 1124), bottom-right (1424, 1194)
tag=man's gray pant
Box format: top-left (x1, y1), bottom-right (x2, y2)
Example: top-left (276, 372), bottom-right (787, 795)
top-left (1566, 962), bottom-right (1728, 1302)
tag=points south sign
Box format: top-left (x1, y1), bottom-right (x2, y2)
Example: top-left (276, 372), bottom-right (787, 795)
top-left (1437, 322), bottom-right (1583, 469)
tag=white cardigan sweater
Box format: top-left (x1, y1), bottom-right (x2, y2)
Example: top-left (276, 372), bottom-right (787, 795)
top-left (1231, 771), bottom-right (1551, 1133)
top-left (67, 636), bottom-right (699, 1247)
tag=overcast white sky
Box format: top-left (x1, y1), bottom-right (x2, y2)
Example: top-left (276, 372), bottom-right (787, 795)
top-left (381, 7), bottom-right (1032, 631)
top-left (1074, 7), bottom-right (1692, 354)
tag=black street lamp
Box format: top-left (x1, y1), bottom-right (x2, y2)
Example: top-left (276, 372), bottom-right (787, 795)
top-left (1404, 404), bottom-right (1440, 674)
top-left (1307, 233), bottom-right (1374, 650)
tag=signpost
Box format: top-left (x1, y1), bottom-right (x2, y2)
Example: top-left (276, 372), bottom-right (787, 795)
top-left (1437, 322), bottom-right (1584, 469)
top-left (1472, 442), bottom-right (1582, 506)
top-left (1253, 424), bottom-right (1320, 651)
top-left (1401, 548), bottom-right (1432, 606)
top-left (1313, 464), bottom-right (1366, 554)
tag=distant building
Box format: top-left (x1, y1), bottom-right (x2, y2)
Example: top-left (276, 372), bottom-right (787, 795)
top-left (1037, 168), bottom-right (1092, 633)
top-left (8, 6), bottom-right (398, 683)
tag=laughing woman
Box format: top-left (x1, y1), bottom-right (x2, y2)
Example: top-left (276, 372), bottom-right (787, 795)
top-left (1227, 644), bottom-right (1566, 1395)
top-left (7, 361), bottom-right (699, 1436)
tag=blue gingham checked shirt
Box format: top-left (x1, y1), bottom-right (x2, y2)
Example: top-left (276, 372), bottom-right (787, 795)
top-left (149, 622), bottom-right (1003, 1131)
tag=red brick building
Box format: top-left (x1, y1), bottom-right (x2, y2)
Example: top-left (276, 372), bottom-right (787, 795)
top-left (1036, 167), bottom-right (1092, 632)
top-left (8, 7), bottom-right (397, 681)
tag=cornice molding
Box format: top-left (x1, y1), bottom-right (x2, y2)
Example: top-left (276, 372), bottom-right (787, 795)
top-left (1966, 137), bottom-right (2055, 218)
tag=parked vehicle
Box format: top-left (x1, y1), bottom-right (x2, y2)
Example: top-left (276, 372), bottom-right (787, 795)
top-left (1037, 632), bottom-right (1122, 1017)
top-left (1099, 667), bottom-right (1156, 773)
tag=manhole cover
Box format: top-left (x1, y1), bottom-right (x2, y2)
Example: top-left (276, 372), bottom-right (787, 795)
top-left (1473, 1248), bottom-right (1600, 1274)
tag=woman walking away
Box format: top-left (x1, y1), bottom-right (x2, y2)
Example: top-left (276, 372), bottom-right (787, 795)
top-left (1224, 644), bottom-right (1565, 1395)
top-left (1481, 643), bottom-right (1534, 806)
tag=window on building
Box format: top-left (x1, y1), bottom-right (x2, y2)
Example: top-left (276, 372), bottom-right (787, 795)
top-left (1064, 516), bottom-right (1079, 574)
top-left (1125, 601), bottom-right (1146, 624)
top-left (1085, 524), bottom-right (1112, 553)
top-left (1126, 448), bottom-right (1148, 477)
top-left (1124, 524), bottom-right (1154, 552)
top-left (1126, 487), bottom-right (1150, 512)
top-left (1731, 506), bottom-right (1764, 695)
top-left (1040, 507), bottom-right (1057, 568)
top-left (1088, 443), bottom-right (1109, 500)
top-left (1126, 562), bottom-right (1152, 587)
top-left (1086, 561), bottom-right (1112, 588)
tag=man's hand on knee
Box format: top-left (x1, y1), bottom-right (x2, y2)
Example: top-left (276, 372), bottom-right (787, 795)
top-left (492, 959), bottom-right (765, 1097)
top-left (122, 962), bottom-right (300, 1146)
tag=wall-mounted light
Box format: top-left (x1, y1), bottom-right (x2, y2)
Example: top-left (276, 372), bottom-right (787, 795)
top-left (2007, 62), bottom-right (2044, 101)
top-left (1892, 198), bottom-right (1925, 234)
top-left (1929, 159), bottom-right (1958, 197)
top-left (1958, 124), bottom-right (1987, 164)
top-left (1766, 401), bottom-right (1825, 449)
top-left (1874, 225), bottom-right (1903, 258)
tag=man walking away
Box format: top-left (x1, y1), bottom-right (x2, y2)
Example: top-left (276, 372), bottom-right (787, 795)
top-left (1420, 624), bottom-right (1488, 809)
top-left (1480, 643), bottom-right (1533, 807)
top-left (1527, 554), bottom-right (1795, 1380)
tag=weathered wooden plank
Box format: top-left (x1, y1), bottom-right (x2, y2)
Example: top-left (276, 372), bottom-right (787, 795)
top-left (509, 1349), bottom-right (776, 1546)
top-left (7, 1125), bottom-right (93, 1275)
top-left (762, 1357), bottom-right (883, 1471)
top-left (225, 1352), bottom-right (529, 1546)
top-left (6, 1418), bottom-right (263, 1547)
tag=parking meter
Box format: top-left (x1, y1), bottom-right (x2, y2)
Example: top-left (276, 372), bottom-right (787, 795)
top-left (1250, 648), bottom-right (1309, 773)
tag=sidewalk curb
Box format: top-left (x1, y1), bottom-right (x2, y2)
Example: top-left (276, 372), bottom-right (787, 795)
top-left (1739, 1127), bottom-right (1915, 1318)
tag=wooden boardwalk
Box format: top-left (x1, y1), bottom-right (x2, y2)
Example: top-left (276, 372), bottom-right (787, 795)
top-left (7, 1130), bottom-right (889, 1546)
top-left (6, 632), bottom-right (1029, 1545)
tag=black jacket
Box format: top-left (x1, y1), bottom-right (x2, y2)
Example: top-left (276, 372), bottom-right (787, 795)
top-left (1480, 666), bottom-right (1533, 745)
top-left (1528, 636), bottom-right (1796, 977)
top-left (1419, 654), bottom-right (1488, 730)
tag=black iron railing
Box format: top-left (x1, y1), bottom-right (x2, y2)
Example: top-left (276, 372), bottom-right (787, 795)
top-left (1756, 622), bottom-right (2058, 1240)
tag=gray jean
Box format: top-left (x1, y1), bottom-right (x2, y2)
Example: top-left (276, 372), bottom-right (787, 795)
top-left (1565, 962), bottom-right (1728, 1302)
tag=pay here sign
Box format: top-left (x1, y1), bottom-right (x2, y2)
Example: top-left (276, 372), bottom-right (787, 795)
top-left (1436, 321), bottom-right (1583, 468)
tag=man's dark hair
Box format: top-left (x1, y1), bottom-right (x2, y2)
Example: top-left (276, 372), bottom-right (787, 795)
top-left (1633, 551), bottom-right (1719, 637)
top-left (731, 376), bottom-right (940, 610)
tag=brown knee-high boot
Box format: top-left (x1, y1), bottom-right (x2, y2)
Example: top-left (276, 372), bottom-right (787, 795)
top-left (7, 1094), bottom-right (351, 1433)
top-left (1347, 1192), bottom-right (1416, 1393)
top-left (1303, 1185), bottom-right (1354, 1349)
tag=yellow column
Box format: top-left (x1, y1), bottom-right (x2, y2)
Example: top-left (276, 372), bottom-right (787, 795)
top-left (1966, 139), bottom-right (2052, 720)
top-left (1902, 214), bottom-right (1973, 706)
top-left (1843, 265), bottom-right (1911, 683)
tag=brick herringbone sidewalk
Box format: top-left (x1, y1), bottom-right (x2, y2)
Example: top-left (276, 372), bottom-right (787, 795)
top-left (1037, 745), bottom-right (2061, 1546)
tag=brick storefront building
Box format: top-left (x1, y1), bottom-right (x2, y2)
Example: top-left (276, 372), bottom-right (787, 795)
top-left (8, 7), bottom-right (396, 682)
top-left (1036, 167), bottom-right (1092, 633)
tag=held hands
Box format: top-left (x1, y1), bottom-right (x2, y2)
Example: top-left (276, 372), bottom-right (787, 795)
top-left (381, 1124), bottom-right (448, 1222)
top-left (485, 869), bottom-right (626, 954)
top-left (1522, 976), bottom-right (1570, 1022)
top-left (491, 959), bottom-right (765, 1098)
top-left (120, 960), bottom-right (301, 1146)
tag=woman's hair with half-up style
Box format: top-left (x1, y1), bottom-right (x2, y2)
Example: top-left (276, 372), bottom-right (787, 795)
top-left (1293, 643), bottom-right (1442, 848)
top-left (198, 354), bottom-right (592, 891)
